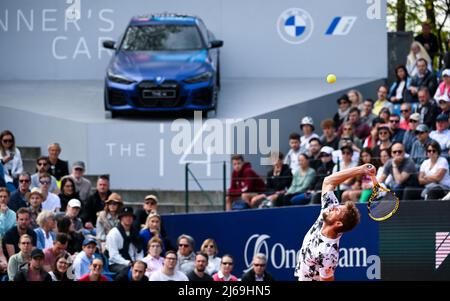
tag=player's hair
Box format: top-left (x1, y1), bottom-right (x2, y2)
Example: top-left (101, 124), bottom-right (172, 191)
top-left (338, 201), bottom-right (361, 233)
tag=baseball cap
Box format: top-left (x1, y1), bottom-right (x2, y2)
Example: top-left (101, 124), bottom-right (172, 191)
top-left (437, 94), bottom-right (450, 103)
top-left (31, 248), bottom-right (45, 259)
top-left (144, 194), bottom-right (158, 203)
top-left (436, 113), bottom-right (449, 122)
top-left (118, 206), bottom-right (135, 219)
top-left (319, 146), bottom-right (334, 157)
top-left (72, 161), bottom-right (85, 170)
top-left (415, 124), bottom-right (430, 133)
top-left (82, 237), bottom-right (98, 247)
top-left (67, 198), bottom-right (81, 208)
top-left (442, 69), bottom-right (450, 77)
top-left (409, 113), bottom-right (420, 121)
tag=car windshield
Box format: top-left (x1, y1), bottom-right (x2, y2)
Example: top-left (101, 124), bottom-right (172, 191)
top-left (120, 24), bottom-right (205, 51)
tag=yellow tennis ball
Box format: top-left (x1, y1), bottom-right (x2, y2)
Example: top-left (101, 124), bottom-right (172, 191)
top-left (327, 74), bottom-right (336, 84)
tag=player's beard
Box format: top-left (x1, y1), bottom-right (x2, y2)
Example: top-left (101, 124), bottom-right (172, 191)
top-left (322, 211), bottom-right (332, 225)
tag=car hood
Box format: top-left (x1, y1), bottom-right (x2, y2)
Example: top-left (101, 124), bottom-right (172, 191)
top-left (110, 50), bottom-right (209, 79)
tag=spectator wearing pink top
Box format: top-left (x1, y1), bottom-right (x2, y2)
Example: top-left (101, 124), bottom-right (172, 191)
top-left (212, 254), bottom-right (238, 282)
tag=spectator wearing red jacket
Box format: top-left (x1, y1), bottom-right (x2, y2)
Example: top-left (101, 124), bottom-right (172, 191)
top-left (226, 155), bottom-right (265, 211)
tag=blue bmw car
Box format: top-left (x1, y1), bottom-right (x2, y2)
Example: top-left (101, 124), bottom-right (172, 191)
top-left (103, 13), bottom-right (223, 118)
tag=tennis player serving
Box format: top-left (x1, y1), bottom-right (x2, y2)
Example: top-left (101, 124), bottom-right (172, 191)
top-left (294, 163), bottom-right (376, 281)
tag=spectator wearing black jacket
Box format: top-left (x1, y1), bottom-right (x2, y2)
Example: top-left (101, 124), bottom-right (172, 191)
top-left (80, 175), bottom-right (111, 229)
top-left (14, 249), bottom-right (52, 281)
top-left (249, 152), bottom-right (292, 208)
top-left (47, 143), bottom-right (69, 181)
top-left (409, 58), bottom-right (438, 101)
top-left (415, 22), bottom-right (439, 63)
top-left (417, 87), bottom-right (439, 130)
top-left (241, 253), bottom-right (275, 282)
top-left (115, 260), bottom-right (149, 281)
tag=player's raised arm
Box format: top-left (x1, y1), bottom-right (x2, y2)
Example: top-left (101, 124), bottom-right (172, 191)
top-left (321, 164), bottom-right (375, 196)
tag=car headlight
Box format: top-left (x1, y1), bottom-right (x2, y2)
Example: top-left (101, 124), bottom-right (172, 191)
top-left (107, 71), bottom-right (136, 85)
top-left (184, 72), bottom-right (213, 84)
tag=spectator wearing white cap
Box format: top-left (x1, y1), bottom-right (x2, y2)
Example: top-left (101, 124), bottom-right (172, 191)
top-left (430, 113), bottom-right (450, 153)
top-left (402, 112), bottom-right (420, 154)
top-left (434, 69), bottom-right (450, 101)
top-left (57, 198), bottom-right (83, 232)
top-left (67, 161), bottom-right (92, 204)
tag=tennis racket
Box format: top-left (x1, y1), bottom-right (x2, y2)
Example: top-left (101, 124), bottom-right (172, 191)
top-left (367, 175), bottom-right (399, 221)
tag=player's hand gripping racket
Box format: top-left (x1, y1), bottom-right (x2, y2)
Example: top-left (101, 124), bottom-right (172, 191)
top-left (367, 169), bottom-right (399, 221)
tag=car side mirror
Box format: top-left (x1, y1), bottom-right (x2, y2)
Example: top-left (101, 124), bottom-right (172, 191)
top-left (209, 40), bottom-right (223, 49)
top-left (103, 40), bottom-right (116, 50)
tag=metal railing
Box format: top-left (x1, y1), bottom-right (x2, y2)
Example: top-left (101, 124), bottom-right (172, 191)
top-left (184, 161), bottom-right (226, 213)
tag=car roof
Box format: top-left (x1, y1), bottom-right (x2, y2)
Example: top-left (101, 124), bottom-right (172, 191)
top-left (130, 13), bottom-right (199, 26)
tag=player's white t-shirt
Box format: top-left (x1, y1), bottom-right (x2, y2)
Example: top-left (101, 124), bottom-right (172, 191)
top-left (294, 191), bottom-right (341, 281)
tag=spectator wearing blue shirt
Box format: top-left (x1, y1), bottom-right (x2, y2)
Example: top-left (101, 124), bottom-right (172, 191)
top-left (8, 172), bottom-right (31, 212)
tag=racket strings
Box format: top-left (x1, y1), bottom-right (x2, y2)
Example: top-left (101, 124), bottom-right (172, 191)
top-left (368, 185), bottom-right (399, 219)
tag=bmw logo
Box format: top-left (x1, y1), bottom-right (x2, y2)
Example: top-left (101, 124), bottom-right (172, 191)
top-left (156, 76), bottom-right (164, 84)
top-left (277, 8), bottom-right (314, 45)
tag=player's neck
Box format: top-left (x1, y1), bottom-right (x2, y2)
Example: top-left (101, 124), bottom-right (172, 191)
top-left (321, 225), bottom-right (339, 239)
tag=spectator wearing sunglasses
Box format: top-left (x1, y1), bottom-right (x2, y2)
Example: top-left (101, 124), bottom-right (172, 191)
top-left (200, 238), bottom-right (221, 276)
top-left (379, 142), bottom-right (418, 200)
top-left (39, 173), bottom-right (61, 213)
top-left (30, 156), bottom-right (59, 194)
top-left (8, 172), bottom-right (31, 212)
top-left (241, 253), bottom-right (275, 282)
top-left (176, 234), bottom-right (196, 275)
top-left (212, 254), bottom-right (238, 282)
top-left (0, 130), bottom-right (23, 193)
top-left (78, 258), bottom-right (109, 281)
top-left (388, 113), bottom-right (406, 144)
top-left (96, 193), bottom-right (122, 251)
top-left (418, 141), bottom-right (450, 200)
top-left (402, 113), bottom-right (420, 154)
top-left (410, 124), bottom-right (435, 170)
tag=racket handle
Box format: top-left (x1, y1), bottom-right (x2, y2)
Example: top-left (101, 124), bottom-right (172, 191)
top-left (370, 175), bottom-right (378, 187)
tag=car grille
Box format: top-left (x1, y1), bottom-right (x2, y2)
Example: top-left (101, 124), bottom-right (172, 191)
top-left (136, 80), bottom-right (182, 108)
